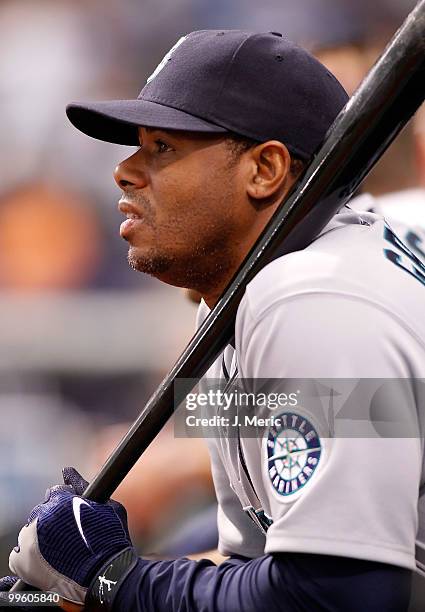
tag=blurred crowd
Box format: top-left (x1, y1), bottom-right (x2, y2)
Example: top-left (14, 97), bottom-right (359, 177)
top-left (0, 0), bottom-right (424, 574)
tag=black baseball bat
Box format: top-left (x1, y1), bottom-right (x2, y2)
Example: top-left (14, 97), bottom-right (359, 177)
top-left (12, 0), bottom-right (425, 593)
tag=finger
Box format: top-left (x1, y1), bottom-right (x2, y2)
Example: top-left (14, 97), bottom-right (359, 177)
top-left (9, 525), bottom-right (27, 575)
top-left (0, 575), bottom-right (18, 591)
top-left (62, 467), bottom-right (89, 496)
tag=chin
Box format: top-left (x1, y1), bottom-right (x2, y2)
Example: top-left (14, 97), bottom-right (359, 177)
top-left (127, 247), bottom-right (172, 277)
top-left (127, 245), bottom-right (232, 293)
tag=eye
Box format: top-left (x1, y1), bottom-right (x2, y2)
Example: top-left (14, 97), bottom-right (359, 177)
top-left (155, 139), bottom-right (173, 153)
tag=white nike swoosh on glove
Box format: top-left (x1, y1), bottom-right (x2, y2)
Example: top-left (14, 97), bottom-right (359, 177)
top-left (72, 497), bottom-right (93, 549)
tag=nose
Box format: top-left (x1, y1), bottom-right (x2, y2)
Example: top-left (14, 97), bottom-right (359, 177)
top-left (114, 151), bottom-right (148, 191)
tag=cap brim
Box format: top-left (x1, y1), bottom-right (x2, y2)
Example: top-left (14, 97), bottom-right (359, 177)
top-left (66, 99), bottom-right (228, 145)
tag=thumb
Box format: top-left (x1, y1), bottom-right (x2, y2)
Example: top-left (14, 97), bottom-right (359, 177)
top-left (62, 467), bottom-right (89, 496)
top-left (0, 575), bottom-right (18, 592)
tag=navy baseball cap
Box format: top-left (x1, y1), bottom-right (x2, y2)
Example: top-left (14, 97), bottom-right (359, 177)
top-left (66, 30), bottom-right (348, 160)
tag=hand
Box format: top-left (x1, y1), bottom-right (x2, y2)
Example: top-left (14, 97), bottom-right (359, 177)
top-left (0, 575), bottom-right (19, 591)
top-left (9, 468), bottom-right (134, 608)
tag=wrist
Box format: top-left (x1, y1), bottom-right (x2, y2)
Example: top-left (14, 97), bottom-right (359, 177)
top-left (85, 547), bottom-right (139, 611)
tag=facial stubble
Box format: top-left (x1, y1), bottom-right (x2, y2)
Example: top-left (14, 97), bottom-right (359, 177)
top-left (126, 177), bottom-right (240, 294)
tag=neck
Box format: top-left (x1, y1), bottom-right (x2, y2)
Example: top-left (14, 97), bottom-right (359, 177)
top-left (197, 188), bottom-right (295, 308)
top-left (199, 232), bottom-right (261, 308)
top-left (199, 203), bottom-right (285, 309)
top-left (200, 272), bottom-right (236, 309)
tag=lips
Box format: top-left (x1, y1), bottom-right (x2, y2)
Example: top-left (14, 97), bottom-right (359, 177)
top-left (118, 200), bottom-right (144, 239)
top-left (118, 200), bottom-right (143, 219)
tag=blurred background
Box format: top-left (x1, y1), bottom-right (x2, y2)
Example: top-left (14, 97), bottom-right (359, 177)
top-left (0, 0), bottom-right (424, 593)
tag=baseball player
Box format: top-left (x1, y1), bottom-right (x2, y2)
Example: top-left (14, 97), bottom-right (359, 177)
top-left (2, 30), bottom-right (425, 611)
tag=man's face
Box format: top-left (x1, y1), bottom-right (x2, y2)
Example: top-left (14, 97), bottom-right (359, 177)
top-left (114, 127), bottom-right (250, 293)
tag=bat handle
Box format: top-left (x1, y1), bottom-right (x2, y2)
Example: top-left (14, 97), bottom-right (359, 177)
top-left (9, 578), bottom-right (33, 592)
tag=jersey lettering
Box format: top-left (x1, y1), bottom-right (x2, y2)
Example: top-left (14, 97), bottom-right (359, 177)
top-left (383, 225), bottom-right (425, 288)
top-left (406, 230), bottom-right (425, 260)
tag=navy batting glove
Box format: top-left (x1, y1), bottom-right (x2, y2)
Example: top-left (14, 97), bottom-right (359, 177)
top-left (9, 470), bottom-right (137, 608)
top-left (62, 465), bottom-right (89, 495)
top-left (62, 466), bottom-right (131, 540)
top-left (0, 575), bottom-right (19, 591)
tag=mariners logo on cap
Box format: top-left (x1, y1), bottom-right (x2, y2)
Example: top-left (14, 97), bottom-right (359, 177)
top-left (265, 412), bottom-right (321, 502)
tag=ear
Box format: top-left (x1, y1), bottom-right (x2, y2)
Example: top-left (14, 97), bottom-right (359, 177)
top-left (246, 141), bottom-right (292, 203)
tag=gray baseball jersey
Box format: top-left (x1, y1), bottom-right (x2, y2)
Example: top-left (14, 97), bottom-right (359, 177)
top-left (197, 197), bottom-right (425, 570)
top-left (355, 189), bottom-right (425, 262)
